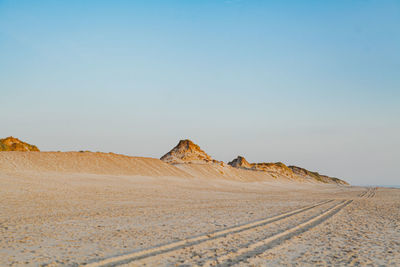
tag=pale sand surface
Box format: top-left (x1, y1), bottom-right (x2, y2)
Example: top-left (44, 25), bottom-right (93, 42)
top-left (238, 188), bottom-right (400, 267)
top-left (0, 152), bottom-right (399, 266)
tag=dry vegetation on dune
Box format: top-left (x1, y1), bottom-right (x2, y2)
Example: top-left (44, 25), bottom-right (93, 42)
top-left (160, 139), bottom-right (221, 164)
top-left (0, 136), bottom-right (39, 152)
top-left (251, 162), bottom-right (296, 179)
top-left (289, 165), bottom-right (349, 185)
top-left (227, 155), bottom-right (348, 185)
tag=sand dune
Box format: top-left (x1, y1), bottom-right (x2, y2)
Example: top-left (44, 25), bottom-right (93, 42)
top-left (0, 151), bottom-right (189, 177)
top-left (0, 151), bottom-right (306, 183)
top-left (0, 137), bottom-right (348, 185)
top-left (175, 163), bottom-right (298, 182)
top-left (161, 139), bottom-right (347, 185)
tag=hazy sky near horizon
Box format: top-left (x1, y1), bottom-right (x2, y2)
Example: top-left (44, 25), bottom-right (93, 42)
top-left (1, 0), bottom-right (399, 185)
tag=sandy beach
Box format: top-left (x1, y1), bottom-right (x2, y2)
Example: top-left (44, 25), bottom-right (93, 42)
top-left (2, 0), bottom-right (399, 265)
top-left (0, 152), bottom-right (399, 266)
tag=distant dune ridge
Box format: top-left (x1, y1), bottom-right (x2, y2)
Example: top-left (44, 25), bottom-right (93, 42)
top-left (288, 165), bottom-right (348, 185)
top-left (162, 140), bottom-right (348, 185)
top-left (0, 137), bottom-right (348, 185)
top-left (0, 136), bottom-right (39, 151)
top-left (228, 156), bottom-right (295, 179)
top-left (228, 155), bottom-right (348, 185)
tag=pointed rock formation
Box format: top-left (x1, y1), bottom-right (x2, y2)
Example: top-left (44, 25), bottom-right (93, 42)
top-left (161, 139), bottom-right (217, 164)
top-left (0, 136), bottom-right (40, 152)
top-left (228, 156), bottom-right (252, 169)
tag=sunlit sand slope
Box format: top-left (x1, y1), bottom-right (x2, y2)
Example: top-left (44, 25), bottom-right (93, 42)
top-left (0, 151), bottom-right (190, 177)
top-left (175, 163), bottom-right (298, 182)
top-left (0, 152), bottom-right (301, 182)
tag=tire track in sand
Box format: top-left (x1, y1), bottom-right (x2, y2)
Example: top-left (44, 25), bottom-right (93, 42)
top-left (366, 187), bottom-right (377, 198)
top-left (203, 200), bottom-right (353, 267)
top-left (360, 187), bottom-right (376, 199)
top-left (359, 188), bottom-right (370, 198)
top-left (359, 187), bottom-right (376, 198)
top-left (83, 200), bottom-right (334, 267)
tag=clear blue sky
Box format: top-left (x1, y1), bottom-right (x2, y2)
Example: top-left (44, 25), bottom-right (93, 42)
top-left (1, 0), bottom-right (399, 185)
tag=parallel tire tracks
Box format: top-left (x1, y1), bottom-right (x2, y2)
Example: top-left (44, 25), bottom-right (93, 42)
top-left (83, 200), bottom-right (333, 267)
top-left (367, 187), bottom-right (377, 198)
top-left (203, 200), bottom-right (353, 267)
top-left (360, 187), bottom-right (376, 199)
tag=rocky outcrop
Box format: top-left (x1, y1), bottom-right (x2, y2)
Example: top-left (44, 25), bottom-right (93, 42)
top-left (0, 137), bottom-right (39, 152)
top-left (288, 165), bottom-right (349, 185)
top-left (160, 139), bottom-right (219, 164)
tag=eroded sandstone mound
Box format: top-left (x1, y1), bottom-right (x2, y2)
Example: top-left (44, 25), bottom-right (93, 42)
top-left (160, 139), bottom-right (218, 164)
top-left (0, 136), bottom-right (39, 152)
